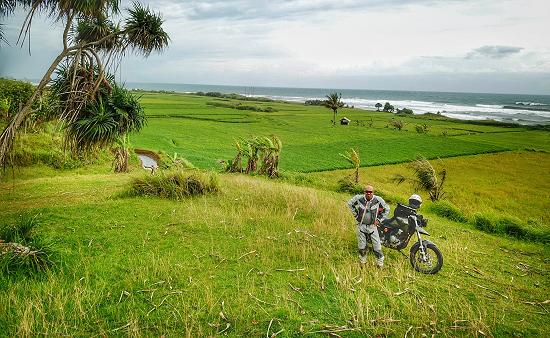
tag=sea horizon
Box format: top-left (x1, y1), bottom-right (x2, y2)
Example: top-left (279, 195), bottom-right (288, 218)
top-left (125, 81), bottom-right (550, 125)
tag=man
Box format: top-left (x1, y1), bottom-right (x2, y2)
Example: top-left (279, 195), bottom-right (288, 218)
top-left (347, 185), bottom-right (390, 267)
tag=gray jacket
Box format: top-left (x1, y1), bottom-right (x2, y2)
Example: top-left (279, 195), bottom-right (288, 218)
top-left (347, 194), bottom-right (390, 225)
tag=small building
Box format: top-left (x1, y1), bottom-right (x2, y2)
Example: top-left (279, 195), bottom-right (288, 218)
top-left (340, 117), bottom-right (350, 125)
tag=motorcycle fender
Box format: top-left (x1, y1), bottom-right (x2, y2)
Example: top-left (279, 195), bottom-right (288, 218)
top-left (416, 226), bottom-right (430, 236)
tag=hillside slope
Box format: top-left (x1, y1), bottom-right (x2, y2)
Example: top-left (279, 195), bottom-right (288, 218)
top-left (1, 170), bottom-right (548, 337)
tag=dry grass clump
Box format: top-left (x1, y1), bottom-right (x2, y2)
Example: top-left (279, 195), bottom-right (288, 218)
top-left (0, 214), bottom-right (53, 274)
top-left (130, 169), bottom-right (220, 199)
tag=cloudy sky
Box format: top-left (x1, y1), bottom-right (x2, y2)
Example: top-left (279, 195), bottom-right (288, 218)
top-left (1, 0), bottom-right (549, 94)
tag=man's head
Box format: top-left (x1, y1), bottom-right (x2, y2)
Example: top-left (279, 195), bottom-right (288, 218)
top-left (364, 185), bottom-right (374, 201)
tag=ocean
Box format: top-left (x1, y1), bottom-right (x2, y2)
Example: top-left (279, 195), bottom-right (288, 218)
top-left (127, 82), bottom-right (550, 125)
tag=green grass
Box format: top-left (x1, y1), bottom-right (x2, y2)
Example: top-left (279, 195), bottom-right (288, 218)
top-left (311, 151), bottom-right (550, 230)
top-left (130, 93), bottom-right (547, 172)
top-left (1, 167), bottom-right (549, 336)
top-left (1, 91), bottom-right (549, 336)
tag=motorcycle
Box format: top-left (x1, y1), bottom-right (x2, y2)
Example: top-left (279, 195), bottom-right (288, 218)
top-left (377, 203), bottom-right (443, 274)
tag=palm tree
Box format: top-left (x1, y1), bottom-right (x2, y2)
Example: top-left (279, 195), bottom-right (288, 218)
top-left (394, 156), bottom-right (447, 201)
top-left (0, 0), bottom-right (169, 168)
top-left (324, 92), bottom-right (345, 126)
top-left (340, 148), bottom-right (361, 183)
top-left (375, 102), bottom-right (382, 111)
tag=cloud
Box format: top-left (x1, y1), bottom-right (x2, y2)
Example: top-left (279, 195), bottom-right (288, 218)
top-left (149, 0), bottom-right (463, 21)
top-left (467, 45), bottom-right (524, 59)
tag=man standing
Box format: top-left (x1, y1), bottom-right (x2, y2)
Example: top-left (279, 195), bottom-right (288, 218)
top-left (347, 185), bottom-right (390, 267)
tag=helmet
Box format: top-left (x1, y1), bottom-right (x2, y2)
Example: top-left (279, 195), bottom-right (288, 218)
top-left (409, 194), bottom-right (423, 209)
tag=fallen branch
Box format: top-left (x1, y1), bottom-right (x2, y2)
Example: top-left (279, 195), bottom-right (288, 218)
top-left (369, 317), bottom-right (401, 325)
top-left (276, 268), bottom-right (305, 272)
top-left (238, 250), bottom-right (256, 260)
top-left (522, 300), bottom-right (549, 313)
top-left (475, 284), bottom-right (509, 299)
top-left (394, 288), bottom-right (410, 296)
top-left (289, 283), bottom-right (303, 295)
top-left (305, 327), bottom-right (357, 335)
top-left (248, 292), bottom-right (275, 306)
top-left (218, 323), bottom-right (231, 334)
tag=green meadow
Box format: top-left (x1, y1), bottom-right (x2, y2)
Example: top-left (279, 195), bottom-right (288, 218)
top-left (132, 93), bottom-right (549, 172)
top-left (1, 92), bottom-right (549, 337)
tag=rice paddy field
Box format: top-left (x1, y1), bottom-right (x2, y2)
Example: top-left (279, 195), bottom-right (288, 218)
top-left (1, 92), bottom-right (549, 337)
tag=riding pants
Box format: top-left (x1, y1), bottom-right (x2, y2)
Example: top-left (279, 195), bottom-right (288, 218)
top-left (357, 223), bottom-right (384, 266)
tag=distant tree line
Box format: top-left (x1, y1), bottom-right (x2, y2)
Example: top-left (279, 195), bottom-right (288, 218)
top-left (206, 101), bottom-right (277, 112)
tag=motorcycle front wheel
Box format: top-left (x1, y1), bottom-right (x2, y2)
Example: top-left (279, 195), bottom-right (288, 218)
top-left (409, 242), bottom-right (443, 274)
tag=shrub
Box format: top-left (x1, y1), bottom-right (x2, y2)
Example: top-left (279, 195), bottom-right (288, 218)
top-left (397, 108), bottom-right (414, 114)
top-left (131, 170), bottom-right (220, 199)
top-left (427, 201), bottom-right (467, 223)
top-left (159, 151), bottom-right (194, 170)
top-left (497, 217), bottom-right (528, 238)
top-left (0, 214), bottom-right (54, 275)
top-left (336, 176), bottom-right (362, 194)
top-left (0, 77), bottom-right (34, 119)
top-left (472, 213), bottom-right (497, 233)
top-left (279, 171), bottom-right (315, 185)
top-left (304, 99), bottom-right (324, 106)
top-left (415, 124), bottom-right (430, 133)
top-left (389, 119), bottom-right (404, 130)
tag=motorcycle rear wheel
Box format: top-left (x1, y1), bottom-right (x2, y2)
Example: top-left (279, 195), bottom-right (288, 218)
top-left (410, 242), bottom-right (443, 274)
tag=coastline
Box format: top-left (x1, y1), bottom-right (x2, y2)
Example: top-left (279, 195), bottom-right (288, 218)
top-left (128, 83), bottom-right (550, 125)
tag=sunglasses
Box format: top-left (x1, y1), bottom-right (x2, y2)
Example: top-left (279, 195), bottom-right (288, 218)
top-left (364, 191), bottom-right (373, 194)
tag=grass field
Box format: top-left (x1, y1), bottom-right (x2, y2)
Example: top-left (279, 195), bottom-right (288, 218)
top-left (131, 93), bottom-right (549, 172)
top-left (1, 166), bottom-right (549, 337)
top-left (1, 92), bottom-right (549, 337)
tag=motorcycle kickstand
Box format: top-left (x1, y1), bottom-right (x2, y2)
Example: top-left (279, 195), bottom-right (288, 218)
top-left (398, 250), bottom-right (408, 258)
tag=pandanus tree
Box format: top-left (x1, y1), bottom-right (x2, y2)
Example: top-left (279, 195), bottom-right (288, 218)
top-left (324, 92), bottom-right (345, 126)
top-left (394, 156), bottom-right (447, 201)
top-left (0, 0), bottom-right (170, 170)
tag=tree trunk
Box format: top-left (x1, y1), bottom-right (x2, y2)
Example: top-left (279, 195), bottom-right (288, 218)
top-left (113, 146), bottom-right (129, 173)
top-left (333, 110), bottom-right (337, 126)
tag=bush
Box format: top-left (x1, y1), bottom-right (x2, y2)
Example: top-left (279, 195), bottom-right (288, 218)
top-left (471, 213), bottom-right (550, 243)
top-left (0, 214), bottom-right (54, 275)
top-left (497, 217), bottom-right (528, 238)
top-left (131, 170), bottom-right (220, 199)
top-left (415, 124), bottom-right (430, 133)
top-left (473, 213), bottom-right (497, 233)
top-left (158, 151), bottom-right (194, 170)
top-left (427, 201), bottom-right (468, 223)
top-left (397, 108), bottom-right (414, 115)
top-left (279, 171), bottom-right (315, 185)
top-left (304, 100), bottom-right (324, 106)
top-left (0, 78), bottom-right (34, 119)
top-left (389, 119), bottom-right (404, 130)
top-left (336, 176), bottom-right (362, 194)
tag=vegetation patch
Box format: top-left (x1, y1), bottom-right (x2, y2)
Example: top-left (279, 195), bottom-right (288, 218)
top-left (0, 214), bottom-right (54, 275)
top-left (472, 212), bottom-right (550, 243)
top-left (426, 200), bottom-right (468, 223)
top-left (196, 91), bottom-right (275, 102)
top-left (206, 101), bottom-right (277, 112)
top-left (130, 169), bottom-right (220, 199)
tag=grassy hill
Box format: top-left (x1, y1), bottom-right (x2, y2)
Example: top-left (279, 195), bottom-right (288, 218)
top-left (1, 92), bottom-right (549, 337)
top-left (1, 165), bottom-right (549, 337)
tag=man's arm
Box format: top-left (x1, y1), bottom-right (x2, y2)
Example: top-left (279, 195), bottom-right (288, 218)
top-left (377, 196), bottom-right (390, 220)
top-left (347, 195), bottom-right (361, 219)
